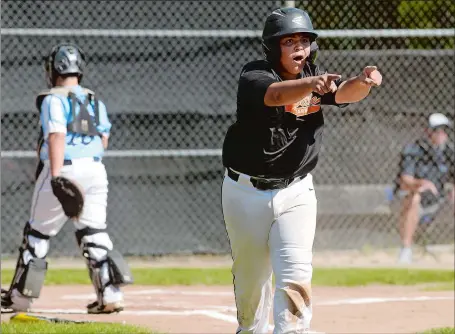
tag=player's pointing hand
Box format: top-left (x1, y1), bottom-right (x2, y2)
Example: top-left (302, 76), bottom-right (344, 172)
top-left (311, 73), bottom-right (342, 95)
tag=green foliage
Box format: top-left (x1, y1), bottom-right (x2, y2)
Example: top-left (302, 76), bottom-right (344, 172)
top-left (298, 0), bottom-right (454, 49)
top-left (397, 0), bottom-right (455, 29)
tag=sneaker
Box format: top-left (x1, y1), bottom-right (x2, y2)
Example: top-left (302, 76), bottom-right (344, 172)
top-left (398, 247), bottom-right (413, 264)
top-left (86, 300), bottom-right (124, 314)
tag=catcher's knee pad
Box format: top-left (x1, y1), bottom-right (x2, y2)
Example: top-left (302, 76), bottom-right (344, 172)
top-left (76, 227), bottom-right (133, 293)
top-left (9, 222), bottom-right (49, 299)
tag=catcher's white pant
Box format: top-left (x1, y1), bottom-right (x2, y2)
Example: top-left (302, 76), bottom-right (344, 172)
top-left (31, 158), bottom-right (109, 233)
top-left (222, 169), bottom-right (317, 334)
top-left (10, 157), bottom-right (122, 309)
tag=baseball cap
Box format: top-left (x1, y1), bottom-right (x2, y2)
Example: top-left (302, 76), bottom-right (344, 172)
top-left (428, 113), bottom-right (452, 129)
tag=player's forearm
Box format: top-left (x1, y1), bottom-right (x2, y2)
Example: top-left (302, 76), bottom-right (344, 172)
top-left (48, 132), bottom-right (66, 177)
top-left (101, 134), bottom-right (109, 149)
top-left (400, 174), bottom-right (423, 192)
top-left (335, 76), bottom-right (371, 103)
top-left (264, 78), bottom-right (314, 106)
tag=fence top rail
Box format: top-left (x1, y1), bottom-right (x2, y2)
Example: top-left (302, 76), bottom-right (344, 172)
top-left (1, 28), bottom-right (454, 38)
top-left (1, 149), bottom-right (223, 158)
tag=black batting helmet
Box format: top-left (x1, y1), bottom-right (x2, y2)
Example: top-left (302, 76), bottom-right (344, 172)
top-left (262, 7), bottom-right (318, 65)
top-left (44, 43), bottom-right (85, 87)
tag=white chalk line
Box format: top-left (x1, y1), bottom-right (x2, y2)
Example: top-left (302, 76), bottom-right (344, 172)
top-left (29, 308), bottom-right (222, 316)
top-left (61, 289), bottom-right (232, 300)
top-left (54, 290), bottom-right (454, 334)
top-left (27, 308), bottom-right (321, 333)
top-left (62, 289), bottom-right (455, 306)
top-left (129, 289), bottom-right (233, 296)
top-left (107, 300), bottom-right (238, 312)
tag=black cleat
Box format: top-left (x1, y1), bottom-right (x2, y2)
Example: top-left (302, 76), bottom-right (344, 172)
top-left (86, 300), bottom-right (124, 314)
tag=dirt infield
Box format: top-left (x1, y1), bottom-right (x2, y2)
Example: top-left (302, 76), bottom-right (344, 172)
top-left (2, 284), bottom-right (454, 333)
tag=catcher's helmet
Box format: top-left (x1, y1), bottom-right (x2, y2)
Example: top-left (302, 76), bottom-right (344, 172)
top-left (262, 7), bottom-right (318, 65)
top-left (44, 43), bottom-right (85, 86)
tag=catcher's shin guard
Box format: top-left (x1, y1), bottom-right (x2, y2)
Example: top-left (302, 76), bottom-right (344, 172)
top-left (75, 227), bottom-right (132, 310)
top-left (2, 222), bottom-right (49, 311)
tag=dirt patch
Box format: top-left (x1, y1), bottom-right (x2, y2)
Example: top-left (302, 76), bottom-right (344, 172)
top-left (2, 284), bottom-right (453, 333)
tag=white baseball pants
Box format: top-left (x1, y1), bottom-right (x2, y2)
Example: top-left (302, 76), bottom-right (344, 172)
top-left (10, 157), bottom-right (122, 308)
top-left (222, 169), bottom-right (317, 334)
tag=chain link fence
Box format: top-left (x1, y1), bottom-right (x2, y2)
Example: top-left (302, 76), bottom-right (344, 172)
top-left (1, 0), bottom-right (454, 257)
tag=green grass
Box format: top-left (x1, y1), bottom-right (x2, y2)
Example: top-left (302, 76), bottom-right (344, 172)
top-left (1, 267), bottom-right (454, 287)
top-left (312, 268), bottom-right (454, 287)
top-left (1, 322), bottom-right (155, 334)
top-left (421, 328), bottom-right (454, 334)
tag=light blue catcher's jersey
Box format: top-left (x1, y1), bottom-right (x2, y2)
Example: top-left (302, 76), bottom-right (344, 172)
top-left (39, 85), bottom-right (112, 161)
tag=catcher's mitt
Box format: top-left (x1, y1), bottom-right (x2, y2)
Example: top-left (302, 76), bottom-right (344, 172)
top-left (51, 176), bottom-right (84, 219)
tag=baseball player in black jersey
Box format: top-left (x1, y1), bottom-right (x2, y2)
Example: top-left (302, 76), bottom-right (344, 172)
top-left (221, 7), bottom-right (382, 333)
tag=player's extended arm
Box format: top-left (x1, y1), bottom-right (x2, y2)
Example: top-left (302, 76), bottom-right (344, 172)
top-left (335, 66), bottom-right (382, 103)
top-left (264, 73), bottom-right (341, 107)
top-left (48, 132), bottom-right (66, 177)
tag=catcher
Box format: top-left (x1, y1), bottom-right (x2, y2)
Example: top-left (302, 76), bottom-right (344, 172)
top-left (1, 43), bottom-right (133, 314)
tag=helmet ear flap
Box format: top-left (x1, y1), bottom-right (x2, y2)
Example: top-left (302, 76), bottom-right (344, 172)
top-left (308, 41), bottom-right (319, 64)
top-left (261, 41), bottom-right (271, 61)
top-left (262, 38), bottom-right (280, 65)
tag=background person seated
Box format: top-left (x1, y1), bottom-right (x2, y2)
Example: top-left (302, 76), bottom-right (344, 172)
top-left (394, 113), bottom-right (454, 264)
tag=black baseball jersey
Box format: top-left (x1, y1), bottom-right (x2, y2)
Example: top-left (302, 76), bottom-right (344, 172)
top-left (396, 138), bottom-right (454, 197)
top-left (222, 60), bottom-right (347, 179)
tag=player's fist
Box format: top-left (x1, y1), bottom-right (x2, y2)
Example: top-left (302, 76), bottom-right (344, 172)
top-left (359, 66), bottom-right (382, 87)
top-left (311, 73), bottom-right (341, 95)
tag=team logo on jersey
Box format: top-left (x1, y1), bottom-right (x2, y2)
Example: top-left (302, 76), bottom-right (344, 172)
top-left (285, 94), bottom-right (321, 117)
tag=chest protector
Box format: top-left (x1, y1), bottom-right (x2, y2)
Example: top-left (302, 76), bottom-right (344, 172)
top-left (35, 87), bottom-right (100, 156)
